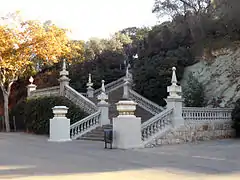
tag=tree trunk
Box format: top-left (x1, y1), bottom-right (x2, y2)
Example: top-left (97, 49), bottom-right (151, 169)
top-left (3, 92), bottom-right (10, 132)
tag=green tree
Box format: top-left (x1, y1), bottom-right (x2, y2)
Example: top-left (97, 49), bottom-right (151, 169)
top-left (183, 73), bottom-right (205, 107)
top-left (232, 99), bottom-right (240, 137)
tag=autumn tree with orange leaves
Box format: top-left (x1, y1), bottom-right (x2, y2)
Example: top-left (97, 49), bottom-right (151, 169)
top-left (0, 12), bottom-right (70, 132)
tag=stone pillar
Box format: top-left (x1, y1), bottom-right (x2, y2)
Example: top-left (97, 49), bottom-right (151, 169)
top-left (48, 106), bottom-right (71, 142)
top-left (97, 80), bottom-right (110, 125)
top-left (122, 64), bottom-right (131, 99)
top-left (27, 76), bottom-right (37, 97)
top-left (59, 59), bottom-right (70, 96)
top-left (112, 100), bottom-right (143, 149)
top-left (86, 73), bottom-right (94, 98)
top-left (166, 67), bottom-right (184, 128)
top-left (122, 79), bottom-right (130, 99)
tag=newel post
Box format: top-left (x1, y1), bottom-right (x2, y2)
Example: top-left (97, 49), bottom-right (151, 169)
top-left (112, 100), bottom-right (143, 149)
top-left (97, 80), bottom-right (110, 126)
top-left (48, 106), bottom-right (71, 142)
top-left (166, 67), bottom-right (184, 128)
top-left (122, 64), bottom-right (131, 99)
top-left (59, 59), bottom-right (70, 96)
top-left (27, 76), bottom-right (37, 97)
top-left (86, 73), bottom-right (94, 98)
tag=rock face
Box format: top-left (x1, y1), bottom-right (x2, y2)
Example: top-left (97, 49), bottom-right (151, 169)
top-left (181, 48), bottom-right (240, 107)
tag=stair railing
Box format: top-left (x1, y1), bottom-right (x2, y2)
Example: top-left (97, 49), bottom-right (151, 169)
top-left (94, 76), bottom-right (126, 96)
top-left (129, 89), bottom-right (164, 115)
top-left (141, 108), bottom-right (174, 147)
top-left (64, 85), bottom-right (98, 114)
top-left (70, 110), bottom-right (101, 140)
top-left (30, 86), bottom-right (60, 98)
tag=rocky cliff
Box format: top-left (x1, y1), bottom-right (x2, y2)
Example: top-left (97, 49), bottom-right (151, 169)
top-left (181, 48), bottom-right (240, 107)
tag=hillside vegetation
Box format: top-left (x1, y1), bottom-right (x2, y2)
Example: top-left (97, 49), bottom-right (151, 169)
top-left (1, 1), bottom-right (240, 117)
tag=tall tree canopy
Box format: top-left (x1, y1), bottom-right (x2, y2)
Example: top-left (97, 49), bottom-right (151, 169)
top-left (152, 0), bottom-right (213, 18)
top-left (0, 12), bottom-right (70, 132)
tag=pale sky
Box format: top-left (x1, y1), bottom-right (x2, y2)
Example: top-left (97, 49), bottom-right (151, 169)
top-left (0, 0), bottom-right (158, 41)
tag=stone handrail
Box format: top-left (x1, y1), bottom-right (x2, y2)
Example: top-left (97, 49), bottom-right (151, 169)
top-left (70, 110), bottom-right (101, 140)
top-left (182, 107), bottom-right (233, 122)
top-left (65, 85), bottom-right (98, 114)
top-left (80, 92), bottom-right (87, 97)
top-left (129, 89), bottom-right (164, 115)
top-left (141, 108), bottom-right (174, 146)
top-left (30, 86), bottom-right (60, 97)
top-left (94, 76), bottom-right (126, 96)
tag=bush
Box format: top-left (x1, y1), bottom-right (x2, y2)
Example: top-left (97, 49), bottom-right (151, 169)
top-left (183, 73), bottom-right (206, 107)
top-left (232, 99), bottom-right (240, 137)
top-left (9, 96), bottom-right (87, 134)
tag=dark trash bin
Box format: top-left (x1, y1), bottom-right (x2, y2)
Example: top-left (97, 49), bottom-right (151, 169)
top-left (104, 128), bottom-right (113, 149)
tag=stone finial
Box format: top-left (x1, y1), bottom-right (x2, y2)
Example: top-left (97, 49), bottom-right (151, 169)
top-left (86, 73), bottom-right (93, 88)
top-left (88, 73), bottom-right (92, 84)
top-left (171, 67), bottom-right (177, 85)
top-left (167, 67), bottom-right (182, 98)
top-left (126, 64), bottom-right (131, 79)
top-left (101, 80), bottom-right (105, 93)
top-left (60, 59), bottom-right (69, 76)
top-left (27, 76), bottom-right (37, 97)
top-left (126, 65), bottom-right (129, 78)
top-left (62, 59), bottom-right (66, 71)
top-left (29, 76), bottom-right (34, 84)
top-left (97, 80), bottom-right (108, 103)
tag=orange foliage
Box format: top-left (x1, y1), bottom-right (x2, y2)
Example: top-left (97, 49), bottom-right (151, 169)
top-left (0, 11), bottom-right (70, 87)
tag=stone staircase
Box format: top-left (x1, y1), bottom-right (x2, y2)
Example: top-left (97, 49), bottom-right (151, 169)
top-left (79, 124), bottom-right (112, 141)
top-left (80, 87), bottom-right (154, 141)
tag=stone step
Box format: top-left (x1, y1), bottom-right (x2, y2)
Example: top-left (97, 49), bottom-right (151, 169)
top-left (79, 124), bottom-right (112, 141)
top-left (82, 133), bottom-right (104, 138)
top-left (78, 136), bottom-right (104, 141)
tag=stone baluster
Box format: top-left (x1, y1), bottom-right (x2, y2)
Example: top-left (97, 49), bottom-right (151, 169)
top-left (48, 106), bottom-right (71, 142)
top-left (97, 80), bottom-right (110, 126)
top-left (59, 59), bottom-right (70, 96)
top-left (166, 67), bottom-right (184, 127)
top-left (86, 73), bottom-right (94, 98)
top-left (112, 100), bottom-right (142, 149)
top-left (27, 76), bottom-right (37, 97)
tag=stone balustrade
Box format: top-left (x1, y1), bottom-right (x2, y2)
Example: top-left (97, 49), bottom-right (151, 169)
top-left (70, 110), bottom-right (101, 140)
top-left (64, 85), bottom-right (97, 114)
top-left (94, 76), bottom-right (126, 96)
top-left (141, 108), bottom-right (174, 146)
top-left (30, 86), bottom-right (60, 98)
top-left (129, 89), bottom-right (164, 115)
top-left (182, 107), bottom-right (233, 122)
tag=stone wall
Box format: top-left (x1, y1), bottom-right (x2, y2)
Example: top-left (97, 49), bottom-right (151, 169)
top-left (145, 120), bottom-right (234, 147)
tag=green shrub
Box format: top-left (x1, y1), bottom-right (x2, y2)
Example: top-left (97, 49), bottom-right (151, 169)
top-left (232, 99), bottom-right (240, 138)
top-left (10, 96), bottom-right (87, 134)
top-left (183, 73), bottom-right (206, 107)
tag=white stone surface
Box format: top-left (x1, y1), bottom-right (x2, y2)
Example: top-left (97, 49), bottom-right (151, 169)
top-left (98, 101), bottom-right (110, 126)
top-left (48, 106), bottom-right (71, 142)
top-left (87, 87), bottom-right (94, 98)
top-left (113, 116), bottom-right (143, 149)
top-left (113, 100), bottom-right (142, 149)
top-left (116, 100), bottom-right (137, 116)
top-left (122, 81), bottom-right (130, 99)
top-left (27, 84), bottom-right (37, 97)
top-left (166, 98), bottom-right (184, 127)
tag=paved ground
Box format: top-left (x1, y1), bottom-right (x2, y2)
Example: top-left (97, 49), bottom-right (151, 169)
top-left (1, 133), bottom-right (240, 180)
